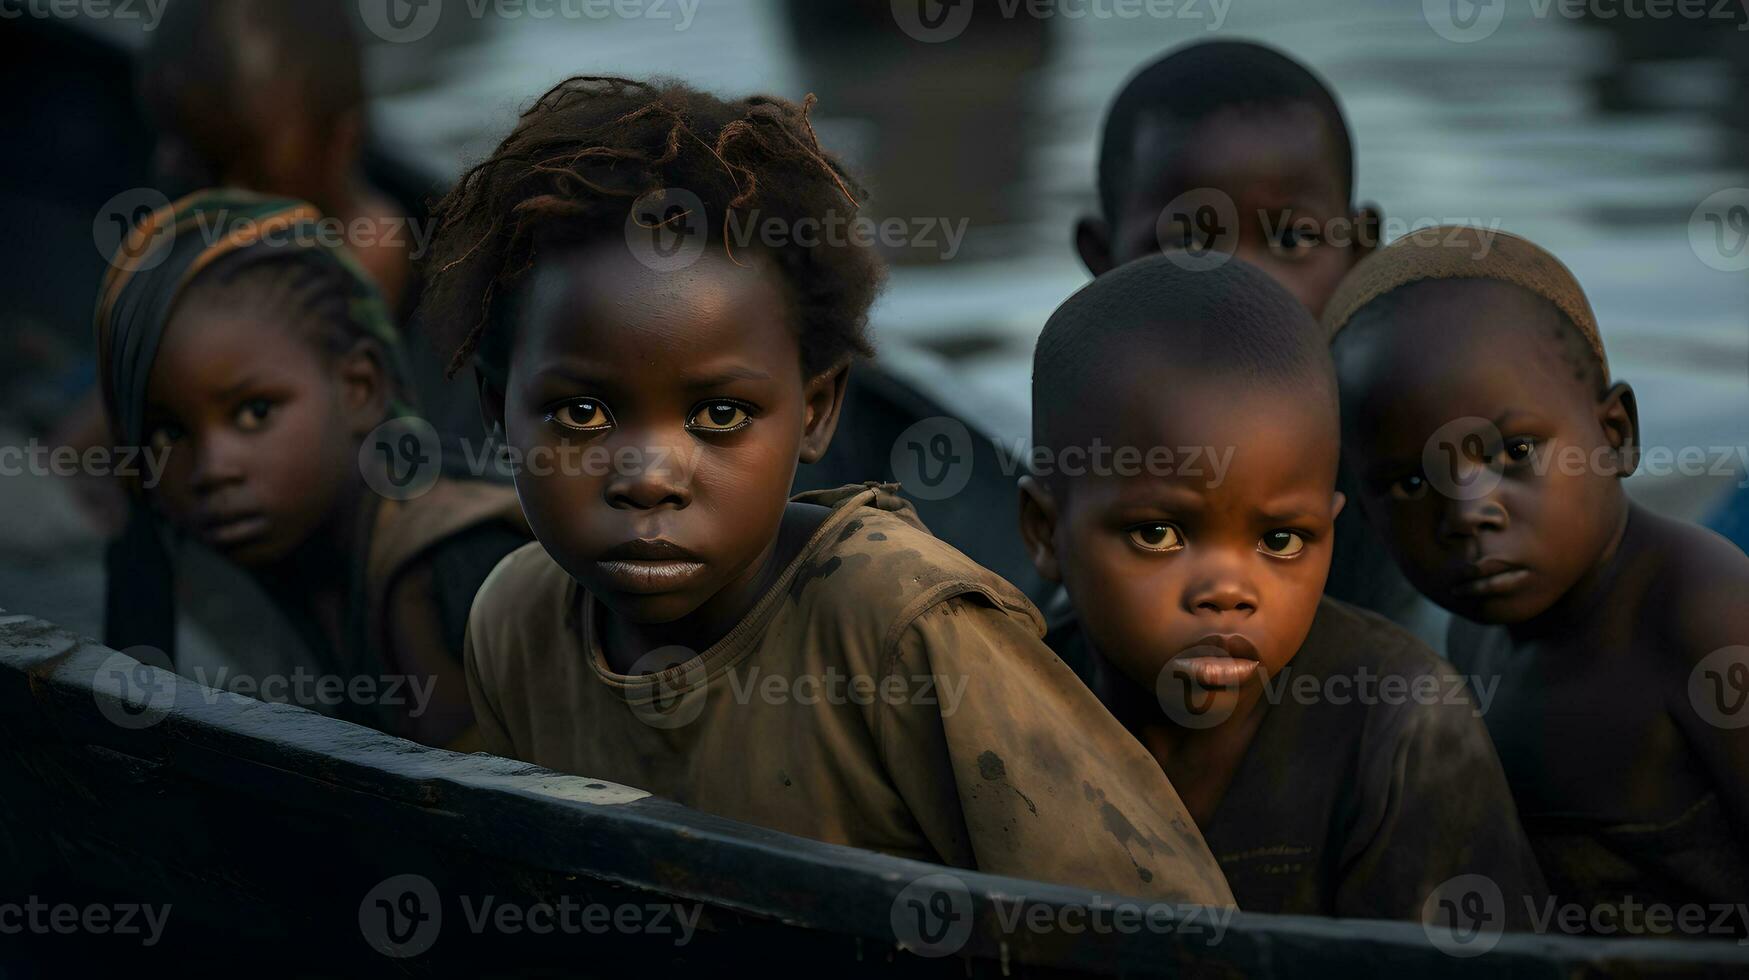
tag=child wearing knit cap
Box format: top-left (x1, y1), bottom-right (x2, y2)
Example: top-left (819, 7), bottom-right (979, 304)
top-left (1327, 226), bottom-right (1749, 933)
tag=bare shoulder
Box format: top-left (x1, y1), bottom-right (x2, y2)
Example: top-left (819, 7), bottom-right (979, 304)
top-left (1636, 507), bottom-right (1749, 666)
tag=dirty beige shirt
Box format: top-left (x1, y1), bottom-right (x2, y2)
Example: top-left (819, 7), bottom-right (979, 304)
top-left (465, 483), bottom-right (1233, 905)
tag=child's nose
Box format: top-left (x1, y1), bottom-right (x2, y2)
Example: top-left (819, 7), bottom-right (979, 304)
top-left (1440, 492), bottom-right (1508, 540)
top-left (1182, 558), bottom-right (1259, 617)
top-left (189, 431), bottom-right (248, 492)
top-left (602, 433), bottom-right (692, 511)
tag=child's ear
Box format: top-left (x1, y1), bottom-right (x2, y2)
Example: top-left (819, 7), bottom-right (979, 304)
top-left (1074, 215), bottom-right (1115, 277)
top-left (1351, 204), bottom-right (1383, 261)
top-left (1331, 490), bottom-right (1347, 521)
top-left (337, 339), bottom-right (388, 436)
top-left (1598, 381), bottom-right (1640, 477)
top-left (797, 361), bottom-right (850, 465)
top-left (1017, 475), bottom-right (1063, 583)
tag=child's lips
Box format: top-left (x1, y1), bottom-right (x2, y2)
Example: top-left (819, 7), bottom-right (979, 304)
top-left (1167, 634), bottom-right (1262, 689)
top-left (198, 512), bottom-right (269, 547)
top-left (1454, 558), bottom-right (1530, 597)
top-left (594, 539), bottom-right (707, 594)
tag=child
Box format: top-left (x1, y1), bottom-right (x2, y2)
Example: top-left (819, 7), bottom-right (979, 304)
top-left (1326, 227), bottom-right (1749, 930)
top-left (1075, 40), bottom-right (1432, 644)
top-left (96, 189), bottom-right (528, 748)
top-left (1075, 40), bottom-right (1379, 318)
top-left (429, 77), bottom-right (1233, 904)
top-left (140, 0), bottom-right (412, 311)
top-left (1019, 254), bottom-right (1544, 921)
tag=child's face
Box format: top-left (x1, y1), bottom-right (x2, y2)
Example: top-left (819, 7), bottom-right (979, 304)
top-left (501, 247), bottom-right (829, 626)
top-left (1335, 280), bottom-right (1633, 625)
top-left (1033, 375), bottom-right (1344, 720)
top-left (144, 301), bottom-right (370, 566)
top-left (1100, 105), bottom-right (1362, 318)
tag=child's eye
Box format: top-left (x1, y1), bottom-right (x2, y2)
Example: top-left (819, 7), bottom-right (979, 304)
top-left (1126, 522), bottom-right (1184, 553)
top-left (1503, 437), bottom-right (1537, 464)
top-left (235, 399), bottom-right (273, 431)
top-left (1258, 530), bottom-right (1306, 558)
top-left (546, 399), bottom-right (614, 432)
top-left (686, 401), bottom-right (752, 433)
top-left (146, 422), bottom-right (184, 452)
top-left (1389, 474), bottom-right (1429, 501)
top-left (1268, 220), bottom-right (1322, 257)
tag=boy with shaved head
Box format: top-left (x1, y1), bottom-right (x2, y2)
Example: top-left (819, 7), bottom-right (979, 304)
top-left (1020, 253), bottom-right (1543, 921)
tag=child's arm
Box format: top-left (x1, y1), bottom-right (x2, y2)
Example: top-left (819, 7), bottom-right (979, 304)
top-left (1665, 539), bottom-right (1749, 845)
top-left (876, 595), bottom-right (1235, 906)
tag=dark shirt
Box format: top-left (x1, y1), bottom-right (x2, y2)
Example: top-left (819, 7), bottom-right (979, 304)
top-left (1050, 596), bottom-right (1548, 925)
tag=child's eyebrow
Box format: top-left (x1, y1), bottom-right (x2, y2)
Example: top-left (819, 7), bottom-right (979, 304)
top-left (216, 375), bottom-right (267, 400)
top-left (1110, 481), bottom-right (1209, 511)
top-left (680, 366), bottom-right (773, 390)
top-left (1256, 505), bottom-right (1324, 525)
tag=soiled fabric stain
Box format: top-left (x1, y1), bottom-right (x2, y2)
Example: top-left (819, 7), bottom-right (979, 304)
top-left (1085, 782), bottom-right (1157, 884)
top-left (467, 483), bottom-right (1234, 906)
top-left (836, 518), bottom-right (864, 544)
top-left (866, 532), bottom-right (887, 542)
top-left (977, 750), bottom-right (1038, 816)
top-left (790, 555), bottom-right (844, 597)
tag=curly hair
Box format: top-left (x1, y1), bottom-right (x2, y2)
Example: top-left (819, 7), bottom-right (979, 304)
top-left (419, 76), bottom-right (886, 382)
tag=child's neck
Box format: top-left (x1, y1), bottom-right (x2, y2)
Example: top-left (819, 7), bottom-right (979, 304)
top-left (1090, 646), bottom-right (1269, 828)
top-left (1507, 493), bottom-right (1635, 645)
top-left (265, 475), bottom-right (372, 603)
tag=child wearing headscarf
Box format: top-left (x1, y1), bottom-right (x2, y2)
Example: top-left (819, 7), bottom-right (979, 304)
top-left (96, 189), bottom-right (528, 748)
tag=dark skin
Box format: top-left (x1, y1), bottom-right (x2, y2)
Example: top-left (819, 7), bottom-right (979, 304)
top-left (478, 245), bottom-right (848, 674)
top-left (142, 293), bottom-right (470, 745)
top-left (1019, 364), bottom-right (1345, 826)
top-left (1076, 103), bottom-right (1379, 318)
top-left (1335, 278), bottom-right (1749, 842)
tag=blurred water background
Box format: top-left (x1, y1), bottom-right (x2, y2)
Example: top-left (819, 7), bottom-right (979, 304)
top-left (2, 0), bottom-right (1745, 638)
top-left (362, 0), bottom-right (1749, 482)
